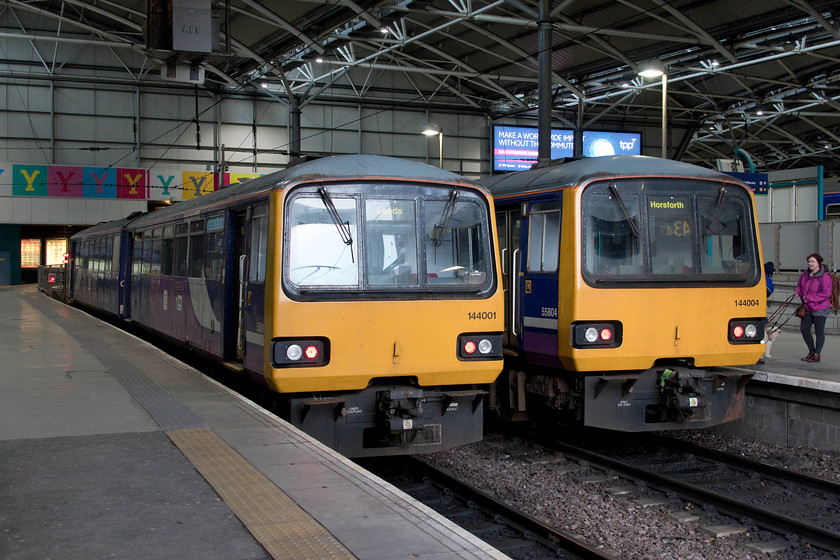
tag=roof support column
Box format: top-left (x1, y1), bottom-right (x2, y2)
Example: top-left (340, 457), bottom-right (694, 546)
top-left (290, 104), bottom-right (301, 162)
top-left (538, 0), bottom-right (552, 164)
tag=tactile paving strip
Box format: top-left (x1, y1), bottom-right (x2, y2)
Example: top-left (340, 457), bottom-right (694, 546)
top-left (26, 293), bottom-right (204, 431)
top-left (167, 428), bottom-right (357, 560)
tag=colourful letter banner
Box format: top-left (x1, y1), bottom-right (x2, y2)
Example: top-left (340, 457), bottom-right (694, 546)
top-left (48, 166), bottom-right (84, 197)
top-left (181, 171), bottom-right (217, 200)
top-left (148, 169), bottom-right (182, 201)
top-left (83, 167), bottom-right (117, 198)
top-left (118, 168), bottom-right (148, 199)
top-left (13, 165), bottom-right (49, 196)
top-left (6, 162), bottom-right (247, 202)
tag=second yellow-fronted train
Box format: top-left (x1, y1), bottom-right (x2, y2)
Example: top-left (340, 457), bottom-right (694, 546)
top-left (482, 155), bottom-right (765, 431)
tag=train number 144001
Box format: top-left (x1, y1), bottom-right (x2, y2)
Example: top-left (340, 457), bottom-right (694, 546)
top-left (468, 311), bottom-right (497, 320)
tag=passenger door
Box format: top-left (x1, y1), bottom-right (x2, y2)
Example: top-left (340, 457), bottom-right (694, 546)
top-left (242, 202), bottom-right (269, 374)
top-left (519, 201), bottom-right (561, 361)
top-left (230, 210), bottom-right (249, 362)
top-left (495, 208), bottom-right (521, 347)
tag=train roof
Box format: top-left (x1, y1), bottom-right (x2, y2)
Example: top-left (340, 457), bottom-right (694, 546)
top-left (71, 155), bottom-right (478, 239)
top-left (481, 155), bottom-right (747, 199)
top-left (70, 213), bottom-right (142, 239)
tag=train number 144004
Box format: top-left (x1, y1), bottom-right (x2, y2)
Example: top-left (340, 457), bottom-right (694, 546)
top-left (735, 299), bottom-right (760, 307)
top-left (468, 311), bottom-right (497, 320)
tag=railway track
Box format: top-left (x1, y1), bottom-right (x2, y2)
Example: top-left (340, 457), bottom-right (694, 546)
top-left (359, 456), bottom-right (618, 560)
top-left (521, 429), bottom-right (840, 555)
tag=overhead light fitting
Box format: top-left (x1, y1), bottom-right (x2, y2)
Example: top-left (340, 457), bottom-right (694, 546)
top-left (421, 123), bottom-right (442, 136)
top-left (637, 59), bottom-right (665, 78)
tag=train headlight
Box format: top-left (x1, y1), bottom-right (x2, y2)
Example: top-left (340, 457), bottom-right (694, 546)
top-left (572, 321), bottom-right (622, 349)
top-left (272, 338), bottom-right (329, 367)
top-left (286, 344), bottom-right (303, 361)
top-left (458, 334), bottom-right (503, 360)
top-left (728, 319), bottom-right (764, 344)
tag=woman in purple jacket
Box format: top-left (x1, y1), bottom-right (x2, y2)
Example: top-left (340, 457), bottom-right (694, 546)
top-left (794, 253), bottom-right (833, 363)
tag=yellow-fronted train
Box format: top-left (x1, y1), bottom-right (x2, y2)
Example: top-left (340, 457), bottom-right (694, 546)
top-left (482, 155), bottom-right (765, 431)
top-left (68, 155), bottom-right (504, 457)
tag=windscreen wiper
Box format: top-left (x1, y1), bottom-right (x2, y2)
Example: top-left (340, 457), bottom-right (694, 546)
top-left (608, 183), bottom-right (640, 238)
top-left (318, 187), bottom-right (355, 263)
top-left (433, 190), bottom-right (460, 247)
top-left (706, 185), bottom-right (728, 234)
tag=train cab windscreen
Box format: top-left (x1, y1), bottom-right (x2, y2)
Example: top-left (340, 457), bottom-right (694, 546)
top-left (285, 184), bottom-right (493, 298)
top-left (581, 179), bottom-right (760, 285)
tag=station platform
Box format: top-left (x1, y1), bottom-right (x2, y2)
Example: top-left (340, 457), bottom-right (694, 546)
top-left (0, 286), bottom-right (511, 560)
top-left (720, 317), bottom-right (840, 451)
top-left (744, 322), bottom-right (840, 393)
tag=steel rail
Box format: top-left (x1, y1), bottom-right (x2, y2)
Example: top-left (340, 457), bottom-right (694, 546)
top-left (403, 456), bottom-right (615, 560)
top-left (544, 437), bottom-right (840, 552)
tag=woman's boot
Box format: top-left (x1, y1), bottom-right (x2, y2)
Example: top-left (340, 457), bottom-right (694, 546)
top-left (808, 353), bottom-right (821, 363)
top-left (801, 351), bottom-right (815, 361)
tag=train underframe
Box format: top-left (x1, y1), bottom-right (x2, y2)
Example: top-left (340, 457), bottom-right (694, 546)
top-left (271, 382), bottom-right (488, 458)
top-left (490, 360), bottom-right (754, 432)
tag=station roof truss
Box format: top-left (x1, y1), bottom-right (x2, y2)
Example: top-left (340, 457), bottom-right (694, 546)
top-left (2, 0), bottom-right (839, 176)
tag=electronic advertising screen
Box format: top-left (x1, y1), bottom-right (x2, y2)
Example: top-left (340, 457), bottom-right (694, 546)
top-left (492, 126), bottom-right (642, 172)
top-left (582, 131), bottom-right (641, 158)
top-left (493, 126), bottom-right (574, 171)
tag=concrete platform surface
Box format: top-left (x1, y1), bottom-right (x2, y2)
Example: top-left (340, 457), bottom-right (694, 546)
top-left (0, 286), bottom-right (510, 560)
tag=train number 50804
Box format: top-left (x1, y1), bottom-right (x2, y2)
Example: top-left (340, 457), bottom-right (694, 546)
top-left (734, 299), bottom-right (760, 307)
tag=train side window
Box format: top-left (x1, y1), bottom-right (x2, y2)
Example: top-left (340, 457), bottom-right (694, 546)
top-left (174, 223), bottom-right (188, 276)
top-left (161, 226), bottom-right (173, 276)
top-left (204, 215), bottom-right (224, 281)
top-left (150, 228), bottom-right (162, 276)
top-left (105, 236), bottom-right (114, 274)
top-left (188, 220), bottom-right (205, 278)
top-left (90, 239), bottom-right (98, 272)
top-left (112, 235), bottom-right (120, 274)
top-left (141, 230), bottom-right (152, 275)
top-left (250, 203), bottom-right (269, 283)
top-left (132, 232), bottom-right (143, 276)
top-left (366, 199), bottom-right (417, 287)
top-left (77, 241), bottom-right (85, 271)
top-left (527, 202), bottom-right (561, 273)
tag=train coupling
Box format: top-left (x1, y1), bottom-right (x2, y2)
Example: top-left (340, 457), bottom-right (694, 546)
top-left (658, 368), bottom-right (708, 419)
top-left (378, 388), bottom-right (426, 432)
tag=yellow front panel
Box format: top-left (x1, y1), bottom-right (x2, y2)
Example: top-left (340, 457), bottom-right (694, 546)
top-left (562, 284), bottom-right (766, 371)
top-left (263, 298), bottom-right (503, 393)
top-left (558, 182), bottom-right (766, 372)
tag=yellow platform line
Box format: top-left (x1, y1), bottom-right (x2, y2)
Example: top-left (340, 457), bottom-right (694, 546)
top-left (167, 428), bottom-right (356, 560)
